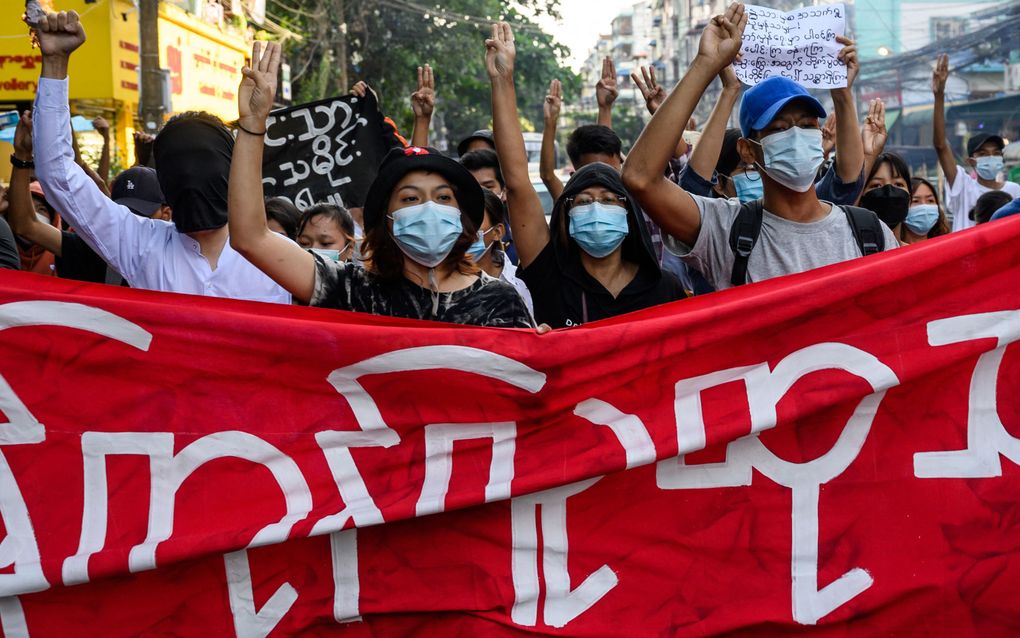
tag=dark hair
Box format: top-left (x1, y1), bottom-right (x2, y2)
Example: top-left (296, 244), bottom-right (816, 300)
top-left (360, 176), bottom-right (479, 284)
top-left (866, 152), bottom-right (911, 187)
top-left (299, 204), bottom-right (356, 242)
top-left (971, 190), bottom-right (1013, 225)
top-left (482, 189), bottom-right (508, 227)
top-left (163, 110), bottom-right (231, 134)
top-left (567, 125), bottom-right (622, 167)
top-left (459, 149), bottom-right (505, 189)
top-left (264, 198), bottom-right (301, 240)
top-left (908, 178), bottom-right (950, 239)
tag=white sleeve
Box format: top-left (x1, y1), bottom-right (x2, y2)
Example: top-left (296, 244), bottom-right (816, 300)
top-left (32, 78), bottom-right (159, 283)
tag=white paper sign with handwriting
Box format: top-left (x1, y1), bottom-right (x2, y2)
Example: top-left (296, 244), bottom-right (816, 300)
top-left (735, 3), bottom-right (847, 89)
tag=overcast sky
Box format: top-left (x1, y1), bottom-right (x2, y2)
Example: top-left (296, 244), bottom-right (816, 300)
top-left (533, 0), bottom-right (638, 70)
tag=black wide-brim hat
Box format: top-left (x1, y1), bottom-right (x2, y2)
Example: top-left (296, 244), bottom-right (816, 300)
top-left (363, 146), bottom-right (485, 231)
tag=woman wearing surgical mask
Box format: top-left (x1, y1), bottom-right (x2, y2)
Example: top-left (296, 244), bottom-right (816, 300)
top-left (486, 21), bottom-right (684, 327)
top-left (468, 190), bottom-right (534, 318)
top-left (903, 178), bottom-right (950, 244)
top-left (227, 42), bottom-right (532, 328)
top-left (858, 152), bottom-right (911, 233)
top-left (297, 205), bottom-right (355, 263)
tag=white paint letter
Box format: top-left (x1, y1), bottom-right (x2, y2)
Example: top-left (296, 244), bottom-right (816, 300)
top-left (225, 549), bottom-right (298, 638)
top-left (573, 399), bottom-right (655, 469)
top-left (915, 310), bottom-right (1020, 478)
top-left (656, 343), bottom-right (899, 625)
top-left (511, 478), bottom-right (618, 628)
top-left (329, 529), bottom-right (360, 623)
top-left (416, 422), bottom-right (516, 517)
top-left (0, 301), bottom-right (151, 598)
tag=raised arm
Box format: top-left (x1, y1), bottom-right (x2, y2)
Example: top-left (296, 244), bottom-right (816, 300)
top-left (487, 22), bottom-right (549, 268)
top-left (540, 79), bottom-right (565, 201)
top-left (622, 3), bottom-right (746, 247)
top-left (70, 125), bottom-right (112, 197)
top-left (830, 36), bottom-right (863, 183)
top-left (410, 65), bottom-right (434, 148)
top-left (860, 98), bottom-right (888, 180)
top-left (931, 54), bottom-right (957, 185)
top-left (595, 57), bottom-right (618, 129)
top-left (93, 116), bottom-right (111, 183)
top-left (686, 65), bottom-right (741, 181)
top-left (7, 111), bottom-right (62, 254)
top-left (228, 40), bottom-right (316, 302)
top-left (33, 9), bottom-right (149, 279)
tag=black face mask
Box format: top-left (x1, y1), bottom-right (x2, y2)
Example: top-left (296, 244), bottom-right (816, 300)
top-left (860, 184), bottom-right (910, 229)
top-left (153, 118), bottom-right (234, 234)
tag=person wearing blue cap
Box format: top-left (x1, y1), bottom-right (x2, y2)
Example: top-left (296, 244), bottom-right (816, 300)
top-left (623, 2), bottom-right (897, 291)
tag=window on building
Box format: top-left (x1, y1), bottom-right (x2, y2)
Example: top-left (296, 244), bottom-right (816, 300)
top-left (931, 17), bottom-right (966, 42)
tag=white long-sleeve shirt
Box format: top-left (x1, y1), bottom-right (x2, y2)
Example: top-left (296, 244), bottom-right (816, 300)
top-left (33, 77), bottom-right (291, 304)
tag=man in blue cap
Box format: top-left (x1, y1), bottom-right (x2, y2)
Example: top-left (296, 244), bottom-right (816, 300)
top-left (623, 2), bottom-right (897, 291)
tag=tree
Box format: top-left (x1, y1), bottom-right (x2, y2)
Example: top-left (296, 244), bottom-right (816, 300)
top-left (268, 0), bottom-right (580, 150)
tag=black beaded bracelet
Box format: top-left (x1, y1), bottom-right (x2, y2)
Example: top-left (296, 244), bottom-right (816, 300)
top-left (10, 154), bottom-right (34, 170)
top-left (236, 122), bottom-right (267, 137)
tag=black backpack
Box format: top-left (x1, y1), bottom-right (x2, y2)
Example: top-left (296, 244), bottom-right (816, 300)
top-left (727, 199), bottom-right (885, 287)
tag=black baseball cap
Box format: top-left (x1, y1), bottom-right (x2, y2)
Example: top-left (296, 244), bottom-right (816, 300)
top-left (457, 129), bottom-right (495, 157)
top-left (966, 133), bottom-right (1005, 157)
top-left (362, 146), bottom-right (484, 231)
top-left (111, 166), bottom-right (165, 216)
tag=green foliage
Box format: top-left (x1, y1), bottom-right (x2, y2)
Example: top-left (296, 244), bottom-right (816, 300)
top-left (270, 0), bottom-right (580, 150)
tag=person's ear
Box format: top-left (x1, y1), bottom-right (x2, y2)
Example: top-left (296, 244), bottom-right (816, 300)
top-left (156, 205), bottom-right (172, 222)
top-left (493, 222), bottom-right (506, 242)
top-left (966, 156), bottom-right (976, 169)
top-left (737, 138), bottom-right (758, 167)
top-left (340, 241), bottom-right (355, 261)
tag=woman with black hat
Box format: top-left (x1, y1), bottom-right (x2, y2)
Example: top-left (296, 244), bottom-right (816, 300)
top-left (226, 41), bottom-right (532, 328)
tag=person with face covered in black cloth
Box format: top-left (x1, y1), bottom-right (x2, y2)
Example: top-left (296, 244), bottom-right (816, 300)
top-left (227, 41), bottom-right (532, 328)
top-left (28, 10), bottom-right (290, 303)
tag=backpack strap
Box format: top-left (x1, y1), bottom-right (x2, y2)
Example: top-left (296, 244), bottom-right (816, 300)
top-left (842, 205), bottom-right (885, 256)
top-left (728, 199), bottom-right (764, 287)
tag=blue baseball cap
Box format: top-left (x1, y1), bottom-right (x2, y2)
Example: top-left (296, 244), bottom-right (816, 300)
top-left (739, 77), bottom-right (827, 138)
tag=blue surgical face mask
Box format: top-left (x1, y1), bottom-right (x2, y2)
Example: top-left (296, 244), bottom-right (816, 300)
top-left (388, 201), bottom-right (463, 268)
top-left (731, 170), bottom-right (764, 202)
top-left (974, 155), bottom-right (1004, 181)
top-left (904, 204), bottom-right (940, 235)
top-left (568, 202), bottom-right (629, 258)
top-left (467, 226), bottom-right (496, 261)
top-left (311, 247), bottom-right (343, 263)
top-left (753, 126), bottom-right (825, 193)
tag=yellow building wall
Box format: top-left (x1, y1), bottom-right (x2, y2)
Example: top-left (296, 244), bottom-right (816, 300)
top-left (0, 0), bottom-right (249, 177)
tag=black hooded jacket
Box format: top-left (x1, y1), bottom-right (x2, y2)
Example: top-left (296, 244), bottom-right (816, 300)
top-left (517, 163), bottom-right (685, 327)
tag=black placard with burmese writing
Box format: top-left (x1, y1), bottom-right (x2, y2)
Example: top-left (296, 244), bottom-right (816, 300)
top-left (261, 92), bottom-right (404, 210)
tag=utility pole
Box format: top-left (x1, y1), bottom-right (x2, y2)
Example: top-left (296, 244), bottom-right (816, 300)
top-left (334, 0), bottom-right (349, 94)
top-left (139, 0), bottom-right (164, 132)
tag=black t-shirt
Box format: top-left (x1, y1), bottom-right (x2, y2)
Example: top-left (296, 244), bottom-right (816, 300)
top-left (0, 217), bottom-right (20, 271)
top-left (310, 254), bottom-right (534, 328)
top-left (55, 231), bottom-right (111, 283)
top-left (518, 242), bottom-right (686, 328)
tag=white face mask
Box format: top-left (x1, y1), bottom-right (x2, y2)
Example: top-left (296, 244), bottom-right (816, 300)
top-left (752, 127), bottom-right (825, 193)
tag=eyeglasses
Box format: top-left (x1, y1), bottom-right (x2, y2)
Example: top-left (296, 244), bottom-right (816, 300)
top-left (566, 194), bottom-right (627, 208)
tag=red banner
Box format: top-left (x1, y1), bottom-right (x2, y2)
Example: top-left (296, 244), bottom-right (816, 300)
top-left (0, 218), bottom-right (1019, 636)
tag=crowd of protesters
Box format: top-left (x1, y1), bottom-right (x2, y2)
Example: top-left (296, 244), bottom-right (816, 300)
top-left (2, 5), bottom-right (1018, 330)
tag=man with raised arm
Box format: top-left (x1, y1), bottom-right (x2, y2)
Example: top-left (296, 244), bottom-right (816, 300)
top-left (29, 10), bottom-right (289, 303)
top-left (932, 54), bottom-right (1020, 232)
top-left (622, 3), bottom-right (896, 292)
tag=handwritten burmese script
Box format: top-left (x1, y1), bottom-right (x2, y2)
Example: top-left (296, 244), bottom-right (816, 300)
top-left (735, 3), bottom-right (847, 89)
